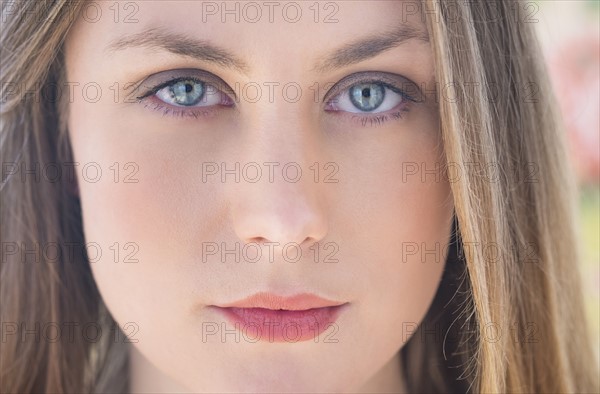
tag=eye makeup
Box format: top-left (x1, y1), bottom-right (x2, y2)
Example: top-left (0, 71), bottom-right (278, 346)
top-left (131, 68), bottom-right (424, 127)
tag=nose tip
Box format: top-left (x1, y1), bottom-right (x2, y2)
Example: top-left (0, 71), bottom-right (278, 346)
top-left (233, 197), bottom-right (328, 248)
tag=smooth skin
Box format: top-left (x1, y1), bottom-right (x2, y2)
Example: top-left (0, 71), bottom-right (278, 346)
top-left (65, 1), bottom-right (454, 392)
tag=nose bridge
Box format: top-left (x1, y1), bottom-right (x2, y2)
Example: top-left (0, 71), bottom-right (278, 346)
top-left (228, 105), bottom-right (329, 251)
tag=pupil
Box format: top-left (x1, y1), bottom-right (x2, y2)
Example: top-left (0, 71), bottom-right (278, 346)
top-left (349, 83), bottom-right (384, 112)
top-left (185, 84), bottom-right (193, 93)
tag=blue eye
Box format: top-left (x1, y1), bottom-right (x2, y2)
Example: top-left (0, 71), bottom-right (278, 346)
top-left (161, 79), bottom-right (206, 106)
top-left (153, 78), bottom-right (232, 108)
top-left (349, 83), bottom-right (386, 112)
top-left (323, 74), bottom-right (421, 128)
top-left (328, 81), bottom-right (408, 114)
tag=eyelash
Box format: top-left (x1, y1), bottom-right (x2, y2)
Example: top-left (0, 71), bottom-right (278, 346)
top-left (136, 75), bottom-right (418, 127)
top-left (324, 81), bottom-right (415, 127)
top-left (136, 77), bottom-right (229, 120)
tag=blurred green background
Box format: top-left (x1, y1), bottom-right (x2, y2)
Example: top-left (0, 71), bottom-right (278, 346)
top-left (579, 186), bottom-right (599, 362)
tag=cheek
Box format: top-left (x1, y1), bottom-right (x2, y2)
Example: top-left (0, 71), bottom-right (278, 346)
top-left (338, 113), bottom-right (454, 348)
top-left (355, 173), bottom-right (453, 346)
top-left (68, 99), bottom-right (229, 319)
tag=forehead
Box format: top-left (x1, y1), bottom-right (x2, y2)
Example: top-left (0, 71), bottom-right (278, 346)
top-left (116, 1), bottom-right (426, 35)
top-left (66, 1), bottom-right (429, 75)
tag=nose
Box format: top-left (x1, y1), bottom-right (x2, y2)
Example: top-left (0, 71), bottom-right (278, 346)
top-left (232, 183), bottom-right (328, 247)
top-left (229, 112), bottom-right (329, 252)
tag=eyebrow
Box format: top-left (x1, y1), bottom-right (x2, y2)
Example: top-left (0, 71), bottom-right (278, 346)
top-left (312, 25), bottom-right (429, 73)
top-left (106, 25), bottom-right (429, 76)
top-left (106, 27), bottom-right (251, 75)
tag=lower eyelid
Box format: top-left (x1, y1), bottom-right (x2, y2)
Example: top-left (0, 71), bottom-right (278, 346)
top-left (327, 105), bottom-right (411, 128)
top-left (139, 96), bottom-right (222, 119)
top-left (326, 97), bottom-right (412, 116)
top-left (139, 96), bottom-right (410, 126)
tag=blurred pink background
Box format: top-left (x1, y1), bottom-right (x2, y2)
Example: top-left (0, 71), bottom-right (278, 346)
top-left (535, 0), bottom-right (599, 363)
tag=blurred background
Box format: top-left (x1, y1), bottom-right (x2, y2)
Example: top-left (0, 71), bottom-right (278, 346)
top-left (534, 1), bottom-right (599, 364)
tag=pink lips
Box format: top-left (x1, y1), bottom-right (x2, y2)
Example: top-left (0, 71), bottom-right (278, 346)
top-left (210, 292), bottom-right (347, 343)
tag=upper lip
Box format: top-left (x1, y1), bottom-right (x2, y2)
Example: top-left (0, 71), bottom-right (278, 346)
top-left (214, 292), bottom-right (346, 311)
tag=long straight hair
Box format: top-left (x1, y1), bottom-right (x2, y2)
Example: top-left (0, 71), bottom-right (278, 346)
top-left (1, 1), bottom-right (598, 392)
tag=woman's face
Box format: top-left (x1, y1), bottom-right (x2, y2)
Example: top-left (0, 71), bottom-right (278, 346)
top-left (65, 1), bottom-right (453, 392)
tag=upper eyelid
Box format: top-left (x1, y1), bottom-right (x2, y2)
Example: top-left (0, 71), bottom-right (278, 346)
top-left (323, 72), bottom-right (422, 103)
top-left (132, 69), bottom-right (237, 100)
top-left (137, 77), bottom-right (206, 100)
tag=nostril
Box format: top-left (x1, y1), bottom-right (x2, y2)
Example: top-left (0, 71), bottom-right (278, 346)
top-left (245, 235), bottom-right (314, 249)
top-left (247, 236), bottom-right (268, 244)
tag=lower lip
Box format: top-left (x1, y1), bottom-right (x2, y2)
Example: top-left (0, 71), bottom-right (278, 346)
top-left (212, 304), bottom-right (347, 343)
